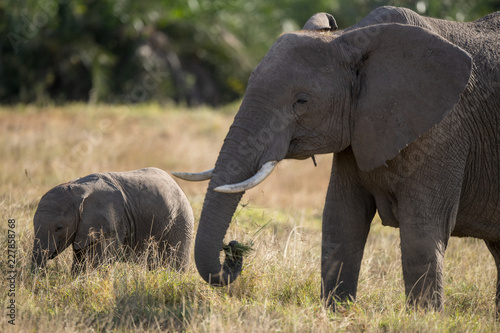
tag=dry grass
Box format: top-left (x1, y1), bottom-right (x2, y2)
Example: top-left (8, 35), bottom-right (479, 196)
top-left (0, 104), bottom-right (498, 332)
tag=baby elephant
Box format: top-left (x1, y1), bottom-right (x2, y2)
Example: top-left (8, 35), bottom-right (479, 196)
top-left (32, 168), bottom-right (194, 273)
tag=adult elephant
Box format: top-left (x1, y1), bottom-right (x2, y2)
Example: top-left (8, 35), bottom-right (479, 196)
top-left (174, 6), bottom-right (500, 311)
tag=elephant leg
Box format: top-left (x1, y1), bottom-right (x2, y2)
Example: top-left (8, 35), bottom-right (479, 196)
top-left (166, 231), bottom-right (191, 272)
top-left (484, 240), bottom-right (500, 317)
top-left (322, 154), bottom-right (376, 308)
top-left (169, 240), bottom-right (189, 272)
top-left (72, 237), bottom-right (119, 273)
top-left (71, 248), bottom-right (86, 275)
top-left (398, 186), bottom-right (461, 311)
top-left (145, 240), bottom-right (161, 270)
top-left (82, 238), bottom-right (117, 270)
top-left (393, 140), bottom-right (465, 310)
top-left (155, 240), bottom-right (182, 271)
top-left (399, 221), bottom-right (448, 310)
top-left (97, 237), bottom-right (120, 267)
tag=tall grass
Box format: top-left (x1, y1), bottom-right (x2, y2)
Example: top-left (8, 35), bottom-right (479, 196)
top-left (1, 104), bottom-right (498, 332)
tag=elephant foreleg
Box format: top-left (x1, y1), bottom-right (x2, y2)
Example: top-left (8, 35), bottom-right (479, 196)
top-left (151, 239), bottom-right (185, 271)
top-left (72, 248), bottom-right (86, 275)
top-left (322, 155), bottom-right (376, 308)
top-left (399, 221), bottom-right (448, 310)
top-left (73, 237), bottom-right (120, 272)
top-left (93, 237), bottom-right (120, 268)
top-left (397, 187), bottom-right (460, 311)
top-left (485, 240), bottom-right (500, 317)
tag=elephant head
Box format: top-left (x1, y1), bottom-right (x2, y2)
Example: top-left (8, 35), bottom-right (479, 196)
top-left (175, 23), bottom-right (471, 286)
top-left (32, 175), bottom-right (125, 271)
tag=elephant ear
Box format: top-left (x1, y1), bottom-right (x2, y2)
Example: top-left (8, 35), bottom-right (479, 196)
top-left (339, 23), bottom-right (472, 171)
top-left (73, 175), bottom-right (126, 250)
top-left (303, 12), bottom-right (338, 31)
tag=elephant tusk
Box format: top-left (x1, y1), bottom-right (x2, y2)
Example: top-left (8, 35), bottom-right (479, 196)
top-left (171, 169), bottom-right (214, 181)
top-left (214, 161), bottom-right (278, 193)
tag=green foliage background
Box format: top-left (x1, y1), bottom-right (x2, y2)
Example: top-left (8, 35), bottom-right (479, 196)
top-left (2, 0), bottom-right (499, 106)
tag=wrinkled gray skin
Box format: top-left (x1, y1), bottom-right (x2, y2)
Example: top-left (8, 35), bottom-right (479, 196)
top-left (32, 167), bottom-right (193, 274)
top-left (192, 6), bottom-right (500, 312)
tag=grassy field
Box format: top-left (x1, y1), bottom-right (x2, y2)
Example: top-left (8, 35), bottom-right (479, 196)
top-left (0, 104), bottom-right (499, 332)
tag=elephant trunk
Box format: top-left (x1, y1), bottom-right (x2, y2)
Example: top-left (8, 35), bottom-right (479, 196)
top-left (195, 107), bottom-right (278, 285)
top-left (195, 133), bottom-right (258, 285)
top-left (31, 243), bottom-right (47, 272)
top-left (195, 187), bottom-right (244, 285)
top-left (194, 90), bottom-right (292, 286)
top-left (31, 236), bottom-right (65, 273)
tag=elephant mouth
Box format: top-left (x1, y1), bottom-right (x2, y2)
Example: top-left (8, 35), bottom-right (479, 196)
top-left (286, 152), bottom-right (312, 160)
top-left (47, 239), bottom-right (65, 260)
top-left (285, 144), bottom-right (313, 160)
top-left (287, 136), bottom-right (338, 160)
top-left (286, 138), bottom-right (315, 160)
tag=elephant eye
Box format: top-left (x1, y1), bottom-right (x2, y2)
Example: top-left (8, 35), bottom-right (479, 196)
top-left (292, 93), bottom-right (311, 114)
top-left (55, 225), bottom-right (63, 232)
top-left (293, 92), bottom-right (310, 108)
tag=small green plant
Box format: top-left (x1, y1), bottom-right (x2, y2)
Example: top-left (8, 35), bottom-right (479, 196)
top-left (222, 241), bottom-right (254, 261)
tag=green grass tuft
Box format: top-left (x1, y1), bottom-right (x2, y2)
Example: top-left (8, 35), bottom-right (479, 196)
top-left (222, 242), bottom-right (254, 260)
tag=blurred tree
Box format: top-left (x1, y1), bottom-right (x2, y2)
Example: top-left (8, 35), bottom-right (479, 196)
top-left (0, 0), bottom-right (498, 106)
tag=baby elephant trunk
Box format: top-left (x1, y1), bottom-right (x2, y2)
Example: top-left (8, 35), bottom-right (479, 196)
top-left (31, 243), bottom-right (49, 273)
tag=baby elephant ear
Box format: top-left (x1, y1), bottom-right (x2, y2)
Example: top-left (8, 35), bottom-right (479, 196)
top-left (73, 176), bottom-right (125, 251)
top-left (303, 13), bottom-right (338, 31)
